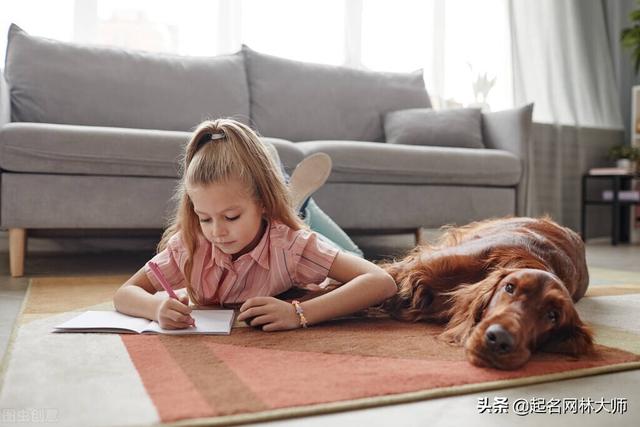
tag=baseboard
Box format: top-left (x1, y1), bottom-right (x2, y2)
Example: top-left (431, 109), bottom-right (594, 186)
top-left (0, 230), bottom-right (159, 253)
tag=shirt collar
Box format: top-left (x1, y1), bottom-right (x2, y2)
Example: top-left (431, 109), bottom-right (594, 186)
top-left (250, 220), bottom-right (271, 269)
top-left (209, 220), bottom-right (271, 270)
top-left (211, 244), bottom-right (232, 269)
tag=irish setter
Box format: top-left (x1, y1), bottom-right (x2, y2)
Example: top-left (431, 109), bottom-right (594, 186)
top-left (377, 216), bottom-right (593, 370)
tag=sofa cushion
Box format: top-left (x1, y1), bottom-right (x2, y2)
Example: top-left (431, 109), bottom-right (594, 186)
top-left (0, 123), bottom-right (303, 177)
top-left (296, 140), bottom-right (521, 187)
top-left (243, 45), bottom-right (431, 142)
top-left (384, 108), bottom-right (484, 148)
top-left (482, 103), bottom-right (534, 215)
top-left (4, 24), bottom-right (250, 131)
top-left (313, 183), bottom-right (516, 229)
top-left (0, 72), bottom-right (9, 128)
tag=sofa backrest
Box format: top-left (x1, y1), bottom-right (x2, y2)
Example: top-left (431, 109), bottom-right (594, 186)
top-left (4, 24), bottom-right (250, 131)
top-left (243, 46), bottom-right (431, 142)
top-left (3, 24), bottom-right (432, 140)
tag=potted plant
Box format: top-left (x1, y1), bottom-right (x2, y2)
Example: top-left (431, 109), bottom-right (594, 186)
top-left (621, 6), bottom-right (640, 74)
top-left (608, 144), bottom-right (640, 172)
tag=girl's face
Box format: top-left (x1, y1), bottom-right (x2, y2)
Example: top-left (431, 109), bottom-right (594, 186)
top-left (187, 179), bottom-right (265, 259)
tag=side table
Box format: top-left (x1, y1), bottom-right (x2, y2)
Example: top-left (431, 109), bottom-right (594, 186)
top-left (581, 173), bottom-right (640, 245)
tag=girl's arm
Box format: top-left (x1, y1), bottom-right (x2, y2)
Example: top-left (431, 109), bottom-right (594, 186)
top-left (238, 251), bottom-right (397, 330)
top-left (297, 251), bottom-right (397, 325)
top-left (114, 268), bottom-right (161, 320)
top-left (114, 268), bottom-right (194, 329)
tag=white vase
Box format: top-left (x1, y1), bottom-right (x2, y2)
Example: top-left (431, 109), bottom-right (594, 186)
top-left (468, 101), bottom-right (491, 112)
top-left (616, 159), bottom-right (632, 172)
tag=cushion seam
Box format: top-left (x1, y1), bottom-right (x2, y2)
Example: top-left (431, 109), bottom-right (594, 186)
top-left (1, 144), bottom-right (177, 166)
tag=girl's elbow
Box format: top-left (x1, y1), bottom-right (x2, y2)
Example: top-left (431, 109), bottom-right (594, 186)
top-left (378, 271), bottom-right (398, 299)
top-left (113, 283), bottom-right (135, 311)
top-left (113, 286), bottom-right (127, 311)
top-left (113, 290), bottom-right (123, 312)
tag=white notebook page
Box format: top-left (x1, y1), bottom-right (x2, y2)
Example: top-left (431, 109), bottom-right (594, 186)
top-left (143, 310), bottom-right (235, 334)
top-left (54, 310), bottom-right (235, 334)
top-left (55, 310), bottom-right (151, 333)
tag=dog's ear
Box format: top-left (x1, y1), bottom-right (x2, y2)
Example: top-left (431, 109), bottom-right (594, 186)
top-left (540, 320), bottom-right (594, 356)
top-left (440, 269), bottom-right (506, 344)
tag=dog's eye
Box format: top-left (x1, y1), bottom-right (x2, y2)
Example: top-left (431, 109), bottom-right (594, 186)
top-left (547, 310), bottom-right (558, 324)
top-left (504, 283), bottom-right (515, 294)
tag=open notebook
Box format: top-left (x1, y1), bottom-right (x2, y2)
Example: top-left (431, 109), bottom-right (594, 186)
top-left (53, 310), bottom-right (235, 335)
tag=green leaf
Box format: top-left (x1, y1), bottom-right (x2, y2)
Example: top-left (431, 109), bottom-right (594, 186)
top-left (630, 10), bottom-right (640, 21)
top-left (620, 4), bottom-right (640, 74)
top-left (620, 27), bottom-right (640, 46)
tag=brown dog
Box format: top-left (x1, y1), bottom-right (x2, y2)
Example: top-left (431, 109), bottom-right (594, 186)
top-left (377, 216), bottom-right (593, 370)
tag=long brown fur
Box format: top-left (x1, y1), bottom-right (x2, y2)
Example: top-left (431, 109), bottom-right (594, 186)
top-left (377, 216), bottom-right (593, 370)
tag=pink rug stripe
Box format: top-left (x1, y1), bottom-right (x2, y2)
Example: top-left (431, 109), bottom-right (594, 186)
top-left (202, 342), bottom-right (638, 409)
top-left (121, 335), bottom-right (214, 421)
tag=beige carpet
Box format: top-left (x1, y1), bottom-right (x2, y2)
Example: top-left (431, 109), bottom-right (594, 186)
top-left (1, 269), bottom-right (639, 426)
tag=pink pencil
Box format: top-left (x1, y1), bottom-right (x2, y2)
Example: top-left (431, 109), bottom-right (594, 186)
top-left (147, 261), bottom-right (179, 299)
top-left (147, 261), bottom-right (194, 327)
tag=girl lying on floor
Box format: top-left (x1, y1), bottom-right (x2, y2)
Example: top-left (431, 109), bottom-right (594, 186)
top-left (113, 118), bottom-right (396, 331)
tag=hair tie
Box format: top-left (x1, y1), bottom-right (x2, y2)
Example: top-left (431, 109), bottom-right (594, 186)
top-left (195, 131), bottom-right (226, 150)
top-left (207, 132), bottom-right (226, 141)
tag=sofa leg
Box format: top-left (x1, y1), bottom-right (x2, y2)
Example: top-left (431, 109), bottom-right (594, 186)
top-left (415, 227), bottom-right (425, 246)
top-left (9, 228), bottom-right (26, 277)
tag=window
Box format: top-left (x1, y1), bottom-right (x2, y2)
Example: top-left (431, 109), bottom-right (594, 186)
top-left (441, 0), bottom-right (512, 111)
top-left (361, 0), bottom-right (433, 73)
top-left (2, 0), bottom-right (513, 110)
top-left (361, 0), bottom-right (512, 111)
top-left (95, 0), bottom-right (219, 56)
top-left (1, 0), bottom-right (74, 64)
top-left (241, 0), bottom-right (345, 65)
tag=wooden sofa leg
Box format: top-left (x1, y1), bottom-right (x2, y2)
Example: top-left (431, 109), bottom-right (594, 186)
top-left (415, 227), bottom-right (425, 246)
top-left (9, 228), bottom-right (26, 277)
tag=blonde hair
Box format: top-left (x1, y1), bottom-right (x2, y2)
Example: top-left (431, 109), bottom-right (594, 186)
top-left (158, 118), bottom-right (305, 303)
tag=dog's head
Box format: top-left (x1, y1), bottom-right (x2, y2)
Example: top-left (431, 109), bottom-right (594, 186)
top-left (444, 268), bottom-right (593, 370)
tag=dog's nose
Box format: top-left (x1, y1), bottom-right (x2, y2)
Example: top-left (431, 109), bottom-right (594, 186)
top-left (485, 324), bottom-right (514, 354)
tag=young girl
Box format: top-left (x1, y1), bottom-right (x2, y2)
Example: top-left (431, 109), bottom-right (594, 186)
top-left (268, 147), bottom-right (364, 259)
top-left (113, 118), bottom-right (397, 331)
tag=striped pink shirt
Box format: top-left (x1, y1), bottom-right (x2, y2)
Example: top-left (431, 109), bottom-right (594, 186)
top-left (144, 220), bottom-right (339, 305)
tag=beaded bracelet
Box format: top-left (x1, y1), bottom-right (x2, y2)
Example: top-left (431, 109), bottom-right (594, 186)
top-left (291, 300), bottom-right (308, 328)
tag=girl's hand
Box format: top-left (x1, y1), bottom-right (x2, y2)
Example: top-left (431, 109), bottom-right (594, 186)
top-left (237, 297), bottom-right (300, 331)
top-left (155, 294), bottom-right (195, 330)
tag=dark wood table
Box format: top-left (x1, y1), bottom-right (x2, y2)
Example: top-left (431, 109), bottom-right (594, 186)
top-left (581, 173), bottom-right (639, 245)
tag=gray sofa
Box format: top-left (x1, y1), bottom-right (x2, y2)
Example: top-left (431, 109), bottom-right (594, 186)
top-left (0, 24), bottom-right (533, 277)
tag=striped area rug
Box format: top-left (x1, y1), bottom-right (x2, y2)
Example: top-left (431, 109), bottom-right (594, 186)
top-left (1, 269), bottom-right (639, 426)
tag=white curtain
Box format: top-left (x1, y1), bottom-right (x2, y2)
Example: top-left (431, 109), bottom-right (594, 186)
top-left (509, 0), bottom-right (622, 128)
top-left (509, 0), bottom-right (625, 229)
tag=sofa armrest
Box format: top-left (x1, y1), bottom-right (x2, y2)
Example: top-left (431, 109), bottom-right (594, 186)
top-left (0, 71), bottom-right (10, 128)
top-left (482, 103), bottom-right (534, 216)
